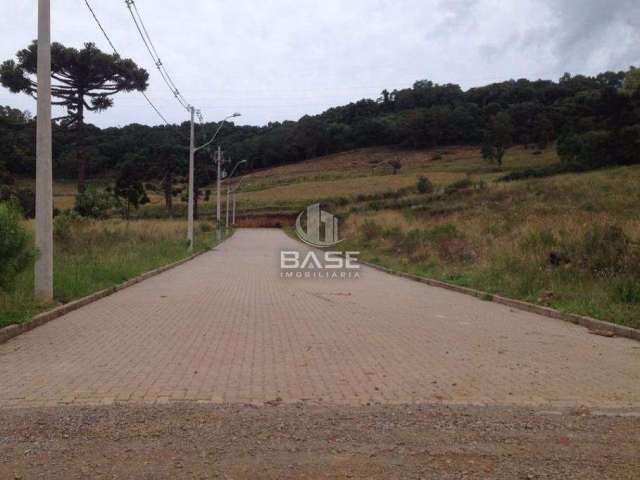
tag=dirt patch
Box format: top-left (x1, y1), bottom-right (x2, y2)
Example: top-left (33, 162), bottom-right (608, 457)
top-left (1, 403), bottom-right (638, 479)
top-left (234, 213), bottom-right (297, 228)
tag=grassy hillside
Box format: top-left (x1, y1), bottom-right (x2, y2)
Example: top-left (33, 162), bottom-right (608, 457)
top-left (233, 146), bottom-right (640, 329)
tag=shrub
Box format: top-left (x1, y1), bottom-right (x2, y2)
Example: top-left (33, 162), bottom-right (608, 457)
top-left (0, 187), bottom-right (36, 218)
top-left (401, 229), bottom-right (423, 252)
top-left (367, 201), bottom-right (384, 211)
top-left (554, 224), bottom-right (637, 277)
top-left (424, 223), bottom-right (463, 243)
top-left (54, 210), bottom-right (86, 242)
top-left (437, 237), bottom-right (475, 263)
top-left (361, 219), bottom-right (382, 240)
top-left (0, 168), bottom-right (14, 186)
top-left (445, 178), bottom-right (473, 195)
top-left (199, 223), bottom-right (214, 233)
top-left (580, 225), bottom-right (632, 276)
top-left (520, 229), bottom-right (557, 253)
top-left (497, 164), bottom-right (568, 182)
top-left (388, 159), bottom-right (402, 175)
top-left (382, 226), bottom-right (403, 241)
top-left (417, 176), bottom-right (434, 194)
top-left (0, 202), bottom-right (35, 290)
top-left (612, 278), bottom-right (640, 304)
top-left (75, 187), bottom-right (116, 218)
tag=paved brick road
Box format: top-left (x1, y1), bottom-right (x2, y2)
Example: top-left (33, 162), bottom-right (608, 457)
top-left (1, 229), bottom-right (639, 409)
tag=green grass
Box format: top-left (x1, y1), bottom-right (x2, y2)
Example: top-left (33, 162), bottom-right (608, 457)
top-left (0, 219), bottom-right (230, 328)
top-left (338, 163), bottom-right (640, 329)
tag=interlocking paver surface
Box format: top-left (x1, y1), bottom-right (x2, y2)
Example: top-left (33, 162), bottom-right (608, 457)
top-left (1, 229), bottom-right (639, 408)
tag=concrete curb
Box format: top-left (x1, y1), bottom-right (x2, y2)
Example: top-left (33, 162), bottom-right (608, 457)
top-left (359, 260), bottom-right (640, 342)
top-left (0, 235), bottom-right (232, 345)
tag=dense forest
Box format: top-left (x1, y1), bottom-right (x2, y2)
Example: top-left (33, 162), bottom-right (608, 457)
top-left (1, 67), bottom-right (639, 186)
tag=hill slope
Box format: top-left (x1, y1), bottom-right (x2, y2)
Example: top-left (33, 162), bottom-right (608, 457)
top-left (233, 146), bottom-right (640, 328)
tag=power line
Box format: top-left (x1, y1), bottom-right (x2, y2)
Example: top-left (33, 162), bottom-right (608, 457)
top-left (125, 0), bottom-right (192, 112)
top-left (82, 0), bottom-right (170, 125)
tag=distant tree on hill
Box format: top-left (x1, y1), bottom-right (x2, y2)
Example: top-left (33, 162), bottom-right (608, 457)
top-left (114, 157), bottom-right (149, 219)
top-left (482, 112), bottom-right (513, 166)
top-left (151, 142), bottom-right (185, 218)
top-left (388, 158), bottom-right (402, 175)
top-left (193, 154), bottom-right (215, 221)
top-left (622, 67), bottom-right (640, 96)
top-left (0, 41), bottom-right (149, 192)
top-left (532, 113), bottom-right (555, 150)
top-left (0, 105), bottom-right (34, 177)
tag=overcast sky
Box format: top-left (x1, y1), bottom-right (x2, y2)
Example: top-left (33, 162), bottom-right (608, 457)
top-left (1, 0), bottom-right (638, 128)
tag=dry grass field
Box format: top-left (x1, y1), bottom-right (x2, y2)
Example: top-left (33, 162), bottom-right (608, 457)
top-left (225, 145), bottom-right (640, 328)
top-left (227, 146), bottom-right (558, 210)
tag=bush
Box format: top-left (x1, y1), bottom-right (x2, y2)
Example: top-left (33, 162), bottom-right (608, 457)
top-left (612, 278), bottom-right (640, 304)
top-left (75, 187), bottom-right (116, 218)
top-left (0, 202), bottom-right (35, 290)
top-left (557, 127), bottom-right (640, 170)
top-left (580, 225), bottom-right (632, 276)
top-left (553, 225), bottom-right (638, 277)
top-left (54, 210), bottom-right (86, 242)
top-left (388, 159), bottom-right (402, 175)
top-left (417, 176), bottom-right (434, 194)
top-left (361, 219), bottom-right (382, 240)
top-left (0, 187), bottom-right (36, 218)
top-left (497, 165), bottom-right (568, 182)
top-left (423, 223), bottom-right (464, 243)
top-left (520, 229), bottom-right (557, 253)
top-left (445, 178), bottom-right (473, 195)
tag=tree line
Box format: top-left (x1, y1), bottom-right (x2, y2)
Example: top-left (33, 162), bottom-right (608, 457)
top-left (1, 40), bottom-right (639, 200)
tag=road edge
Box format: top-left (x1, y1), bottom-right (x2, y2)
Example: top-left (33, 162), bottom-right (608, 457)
top-left (0, 233), bottom-right (233, 345)
top-left (358, 259), bottom-right (640, 342)
top-left (283, 227), bottom-right (639, 341)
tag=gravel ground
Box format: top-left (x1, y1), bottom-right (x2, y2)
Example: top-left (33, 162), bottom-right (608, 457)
top-left (1, 403), bottom-right (639, 479)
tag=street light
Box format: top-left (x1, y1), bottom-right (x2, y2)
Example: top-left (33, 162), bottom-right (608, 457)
top-left (230, 172), bottom-right (249, 226)
top-left (224, 160), bottom-right (247, 228)
top-left (187, 111), bottom-right (240, 250)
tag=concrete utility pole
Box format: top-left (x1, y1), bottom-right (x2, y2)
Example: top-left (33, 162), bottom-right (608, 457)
top-left (187, 106), bottom-right (195, 250)
top-left (230, 169), bottom-right (248, 226)
top-left (226, 185), bottom-right (232, 228)
top-left (232, 193), bottom-right (236, 225)
top-left (35, 0), bottom-right (53, 300)
top-left (187, 112), bottom-right (240, 244)
top-left (188, 113), bottom-right (240, 246)
top-left (216, 146), bottom-right (222, 227)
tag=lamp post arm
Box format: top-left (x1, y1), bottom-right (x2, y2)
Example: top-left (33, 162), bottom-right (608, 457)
top-left (231, 174), bottom-right (248, 193)
top-left (193, 121), bottom-right (226, 153)
top-left (224, 160), bottom-right (247, 186)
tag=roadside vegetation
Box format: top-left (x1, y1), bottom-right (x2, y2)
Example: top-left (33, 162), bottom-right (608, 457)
top-left (341, 165), bottom-right (640, 329)
top-left (0, 215), bottom-right (222, 328)
top-left (248, 145), bottom-right (640, 329)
